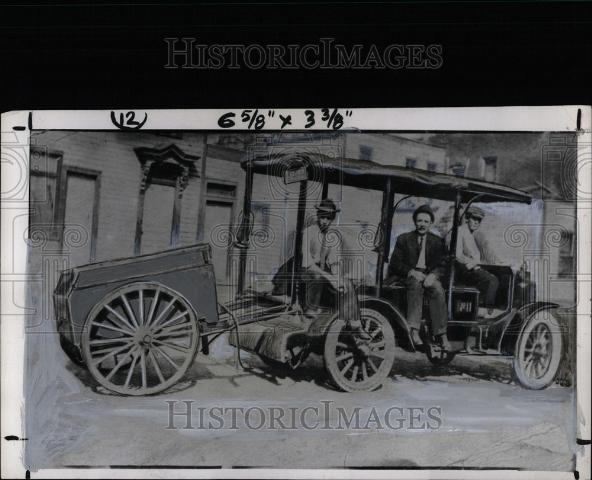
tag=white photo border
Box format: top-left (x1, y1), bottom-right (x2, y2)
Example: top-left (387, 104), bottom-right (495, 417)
top-left (1, 106), bottom-right (590, 480)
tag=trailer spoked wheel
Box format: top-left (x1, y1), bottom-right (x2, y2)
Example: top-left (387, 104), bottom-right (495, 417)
top-left (324, 308), bottom-right (395, 392)
top-left (513, 311), bottom-right (562, 390)
top-left (81, 282), bottom-right (199, 395)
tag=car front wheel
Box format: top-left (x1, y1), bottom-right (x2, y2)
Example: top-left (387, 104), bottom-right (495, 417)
top-left (512, 311), bottom-right (562, 390)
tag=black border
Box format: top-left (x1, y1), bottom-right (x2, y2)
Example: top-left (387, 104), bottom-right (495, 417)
top-left (1, 1), bottom-right (591, 113)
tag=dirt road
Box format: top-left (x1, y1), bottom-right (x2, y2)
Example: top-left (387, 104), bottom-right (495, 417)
top-left (24, 330), bottom-right (577, 471)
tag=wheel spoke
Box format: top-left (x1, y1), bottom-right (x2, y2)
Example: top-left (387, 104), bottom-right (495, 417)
top-left (369, 350), bottom-right (386, 359)
top-left (369, 340), bottom-right (385, 349)
top-left (89, 337), bottom-right (130, 346)
top-left (140, 350), bottom-right (147, 389)
top-left (92, 341), bottom-right (134, 366)
top-left (153, 339), bottom-right (190, 354)
top-left (91, 321), bottom-right (134, 337)
top-left (533, 360), bottom-right (542, 378)
top-left (91, 339), bottom-right (133, 355)
top-left (524, 355), bottom-right (534, 369)
top-left (526, 358), bottom-right (536, 378)
top-left (123, 351), bottom-right (139, 389)
top-left (336, 352), bottom-right (354, 363)
top-left (156, 332), bottom-right (194, 342)
top-left (153, 345), bottom-right (181, 370)
top-left (340, 358), bottom-right (354, 375)
top-left (367, 357), bottom-right (379, 373)
top-left (106, 346), bottom-right (139, 381)
top-left (153, 311), bottom-right (189, 331)
top-left (145, 289), bottom-right (161, 327)
top-left (138, 289), bottom-right (144, 325)
top-left (350, 365), bottom-right (359, 382)
top-left (154, 321), bottom-right (193, 336)
top-left (105, 305), bottom-right (136, 333)
top-left (362, 361), bottom-right (369, 381)
top-left (121, 293), bottom-right (140, 328)
top-left (149, 299), bottom-right (175, 327)
top-left (148, 349), bottom-right (166, 384)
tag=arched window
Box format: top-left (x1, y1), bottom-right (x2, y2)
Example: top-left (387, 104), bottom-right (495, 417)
top-left (133, 144), bottom-right (200, 255)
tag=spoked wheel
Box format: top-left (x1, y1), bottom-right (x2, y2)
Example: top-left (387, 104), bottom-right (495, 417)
top-left (513, 311), bottom-right (562, 390)
top-left (81, 282), bottom-right (200, 395)
top-left (324, 308), bottom-right (395, 392)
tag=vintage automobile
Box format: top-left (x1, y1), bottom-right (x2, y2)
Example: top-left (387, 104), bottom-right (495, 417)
top-left (54, 152), bottom-right (564, 395)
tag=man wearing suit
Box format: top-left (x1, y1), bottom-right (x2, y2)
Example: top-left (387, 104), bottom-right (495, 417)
top-left (386, 204), bottom-right (450, 350)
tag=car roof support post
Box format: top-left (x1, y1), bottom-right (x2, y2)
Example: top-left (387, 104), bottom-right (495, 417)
top-left (447, 189), bottom-right (463, 320)
top-left (375, 177), bottom-right (395, 296)
top-left (236, 165), bottom-right (254, 294)
top-left (291, 178), bottom-right (308, 307)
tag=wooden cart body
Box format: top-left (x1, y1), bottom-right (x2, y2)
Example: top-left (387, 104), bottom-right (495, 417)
top-left (54, 244), bottom-right (218, 353)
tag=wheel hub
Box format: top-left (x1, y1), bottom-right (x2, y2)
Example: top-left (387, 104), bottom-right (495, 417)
top-left (134, 326), bottom-right (154, 347)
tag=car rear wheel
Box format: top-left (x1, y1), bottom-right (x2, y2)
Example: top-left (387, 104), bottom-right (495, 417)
top-left (324, 308), bottom-right (395, 392)
top-left (513, 311), bottom-right (562, 390)
top-left (81, 282), bottom-right (200, 395)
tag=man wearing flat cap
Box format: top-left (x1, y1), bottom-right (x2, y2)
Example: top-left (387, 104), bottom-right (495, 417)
top-left (387, 204), bottom-right (450, 350)
top-left (298, 198), bottom-right (364, 333)
top-left (301, 199), bottom-right (344, 311)
top-left (454, 206), bottom-right (499, 315)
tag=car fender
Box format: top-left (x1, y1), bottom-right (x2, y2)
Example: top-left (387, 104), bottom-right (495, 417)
top-left (500, 301), bottom-right (560, 355)
top-left (359, 296), bottom-right (414, 351)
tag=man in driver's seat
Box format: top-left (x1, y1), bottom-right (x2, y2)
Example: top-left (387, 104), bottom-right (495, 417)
top-left (386, 204), bottom-right (450, 351)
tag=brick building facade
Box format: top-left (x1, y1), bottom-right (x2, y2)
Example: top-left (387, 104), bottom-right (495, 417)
top-left (28, 130), bottom-right (573, 304)
top-left (29, 132), bottom-right (447, 291)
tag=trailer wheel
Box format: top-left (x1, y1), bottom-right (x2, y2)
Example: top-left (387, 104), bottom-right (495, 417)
top-left (81, 282), bottom-right (199, 395)
top-left (324, 308), bottom-right (395, 392)
top-left (513, 310), bottom-right (562, 390)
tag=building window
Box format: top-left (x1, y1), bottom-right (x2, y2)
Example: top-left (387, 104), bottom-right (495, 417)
top-left (450, 163), bottom-right (466, 177)
top-left (203, 182), bottom-right (237, 282)
top-left (405, 158), bottom-right (417, 169)
top-left (134, 144), bottom-right (200, 255)
top-left (207, 181), bottom-right (237, 198)
top-left (427, 162), bottom-right (437, 172)
top-left (359, 145), bottom-right (373, 161)
top-left (558, 230), bottom-right (575, 278)
top-left (482, 156), bottom-right (498, 182)
top-left (29, 148), bottom-right (63, 240)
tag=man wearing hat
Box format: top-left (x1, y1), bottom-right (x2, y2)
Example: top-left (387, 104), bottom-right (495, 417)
top-left (454, 206), bottom-right (499, 314)
top-left (298, 198), bottom-right (365, 335)
top-left (300, 198), bottom-right (344, 313)
top-left (386, 204), bottom-right (450, 350)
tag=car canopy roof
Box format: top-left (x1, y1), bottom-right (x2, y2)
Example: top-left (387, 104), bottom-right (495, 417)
top-left (243, 153), bottom-right (532, 204)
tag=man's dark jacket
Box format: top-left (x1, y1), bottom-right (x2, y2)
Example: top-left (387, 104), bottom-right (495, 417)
top-left (386, 231), bottom-right (448, 282)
